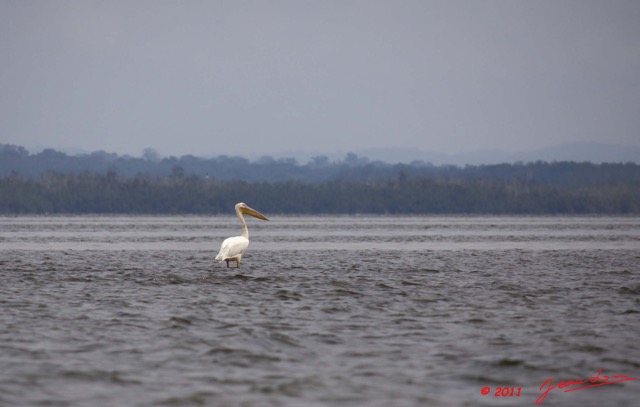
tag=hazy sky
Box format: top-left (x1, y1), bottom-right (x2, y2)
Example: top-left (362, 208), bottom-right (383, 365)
top-left (1, 0), bottom-right (639, 158)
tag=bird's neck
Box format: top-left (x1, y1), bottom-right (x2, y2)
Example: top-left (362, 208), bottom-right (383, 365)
top-left (237, 208), bottom-right (249, 239)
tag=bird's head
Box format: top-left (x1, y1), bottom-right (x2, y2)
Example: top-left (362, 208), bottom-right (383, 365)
top-left (236, 202), bottom-right (269, 221)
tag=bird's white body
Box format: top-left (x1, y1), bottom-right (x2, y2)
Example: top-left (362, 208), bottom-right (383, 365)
top-left (215, 202), bottom-right (268, 268)
top-left (215, 235), bottom-right (250, 266)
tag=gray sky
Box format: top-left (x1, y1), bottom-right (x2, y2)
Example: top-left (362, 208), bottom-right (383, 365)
top-left (1, 0), bottom-right (639, 159)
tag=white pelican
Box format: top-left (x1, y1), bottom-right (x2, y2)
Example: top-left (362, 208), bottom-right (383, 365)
top-left (215, 202), bottom-right (269, 268)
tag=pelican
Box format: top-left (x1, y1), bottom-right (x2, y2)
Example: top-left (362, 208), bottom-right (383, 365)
top-left (215, 202), bottom-right (269, 268)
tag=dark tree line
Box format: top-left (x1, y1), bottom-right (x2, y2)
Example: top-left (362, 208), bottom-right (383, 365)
top-left (2, 144), bottom-right (640, 186)
top-left (1, 171), bottom-right (638, 214)
top-left (2, 144), bottom-right (639, 214)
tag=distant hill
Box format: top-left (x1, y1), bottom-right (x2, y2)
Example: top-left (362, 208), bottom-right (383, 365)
top-left (18, 141), bottom-right (640, 167)
top-left (355, 142), bottom-right (640, 165)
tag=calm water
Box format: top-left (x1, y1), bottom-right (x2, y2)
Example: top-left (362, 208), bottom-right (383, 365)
top-left (1, 216), bottom-right (639, 407)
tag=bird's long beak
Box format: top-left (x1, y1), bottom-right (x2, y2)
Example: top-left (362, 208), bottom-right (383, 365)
top-left (241, 206), bottom-right (269, 221)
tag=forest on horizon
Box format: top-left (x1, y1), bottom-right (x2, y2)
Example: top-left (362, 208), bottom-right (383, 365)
top-left (1, 144), bottom-right (639, 214)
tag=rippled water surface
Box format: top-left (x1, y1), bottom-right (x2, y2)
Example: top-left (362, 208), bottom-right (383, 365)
top-left (1, 216), bottom-right (639, 406)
